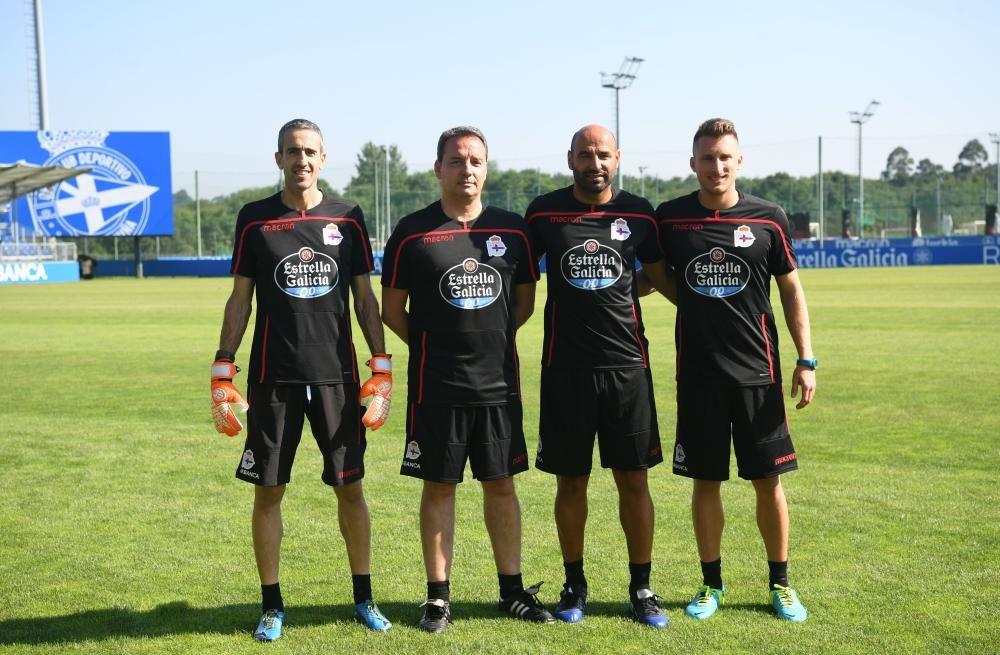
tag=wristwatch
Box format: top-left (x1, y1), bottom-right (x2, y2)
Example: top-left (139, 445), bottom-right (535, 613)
top-left (796, 358), bottom-right (818, 370)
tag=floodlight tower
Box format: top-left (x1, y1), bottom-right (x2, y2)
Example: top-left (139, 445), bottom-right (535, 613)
top-left (601, 56), bottom-right (643, 191)
top-left (990, 132), bottom-right (999, 208)
top-left (849, 100), bottom-right (879, 237)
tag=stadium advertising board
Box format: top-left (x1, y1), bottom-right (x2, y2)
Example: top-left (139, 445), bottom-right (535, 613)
top-left (0, 261), bottom-right (79, 284)
top-left (0, 130), bottom-right (173, 237)
top-left (793, 236), bottom-right (1000, 268)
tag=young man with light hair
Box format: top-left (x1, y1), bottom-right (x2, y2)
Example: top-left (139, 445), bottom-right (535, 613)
top-left (654, 117), bottom-right (816, 622)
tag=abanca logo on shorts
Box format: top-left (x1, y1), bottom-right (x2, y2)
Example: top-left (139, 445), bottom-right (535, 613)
top-left (560, 239), bottom-right (622, 290)
top-left (685, 247), bottom-right (749, 298)
top-left (438, 258), bottom-right (502, 309)
top-left (274, 247), bottom-right (339, 299)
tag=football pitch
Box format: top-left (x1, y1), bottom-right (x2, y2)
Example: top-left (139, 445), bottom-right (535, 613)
top-left (0, 266), bottom-right (997, 654)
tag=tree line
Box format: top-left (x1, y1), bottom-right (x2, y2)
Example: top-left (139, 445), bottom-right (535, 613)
top-left (75, 139), bottom-right (998, 259)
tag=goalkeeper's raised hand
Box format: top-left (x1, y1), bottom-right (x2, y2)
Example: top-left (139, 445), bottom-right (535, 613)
top-left (359, 353), bottom-right (392, 430)
top-left (210, 351), bottom-right (248, 437)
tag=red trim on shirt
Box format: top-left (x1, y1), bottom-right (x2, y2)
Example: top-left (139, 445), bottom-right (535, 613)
top-left (545, 302), bottom-right (557, 367)
top-left (389, 228), bottom-right (537, 287)
top-left (234, 215), bottom-right (373, 272)
top-left (630, 304), bottom-right (649, 368)
top-left (658, 216), bottom-right (796, 268)
top-left (761, 312), bottom-right (775, 383)
top-left (258, 317), bottom-right (270, 383)
top-left (418, 331), bottom-right (428, 404)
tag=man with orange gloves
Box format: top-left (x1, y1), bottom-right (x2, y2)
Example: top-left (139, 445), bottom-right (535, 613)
top-left (211, 118), bottom-right (393, 641)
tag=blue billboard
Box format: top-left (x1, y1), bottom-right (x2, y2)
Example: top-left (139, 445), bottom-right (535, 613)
top-left (0, 130), bottom-right (173, 237)
top-left (793, 236), bottom-right (1000, 268)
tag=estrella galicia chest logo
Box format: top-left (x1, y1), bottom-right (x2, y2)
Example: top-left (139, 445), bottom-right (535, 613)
top-left (439, 258), bottom-right (502, 309)
top-left (274, 247), bottom-right (339, 298)
top-left (685, 247), bottom-right (749, 298)
top-left (560, 239), bottom-right (622, 290)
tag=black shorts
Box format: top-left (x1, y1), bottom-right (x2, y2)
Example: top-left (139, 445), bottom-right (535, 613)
top-left (535, 367), bottom-right (663, 476)
top-left (400, 401), bottom-right (529, 483)
top-left (236, 382), bottom-right (365, 487)
top-left (673, 380), bottom-right (798, 481)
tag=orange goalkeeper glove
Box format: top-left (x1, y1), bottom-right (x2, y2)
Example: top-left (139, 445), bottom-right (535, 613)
top-left (211, 353), bottom-right (248, 437)
top-left (359, 353), bottom-right (392, 430)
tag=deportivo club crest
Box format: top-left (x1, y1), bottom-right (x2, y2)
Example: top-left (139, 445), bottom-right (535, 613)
top-left (28, 130), bottom-right (159, 237)
top-left (323, 223), bottom-right (344, 246)
top-left (486, 234), bottom-right (507, 257)
top-left (733, 225), bottom-right (755, 247)
top-left (611, 218), bottom-right (631, 241)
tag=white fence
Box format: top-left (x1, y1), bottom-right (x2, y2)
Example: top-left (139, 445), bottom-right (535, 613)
top-left (0, 240), bottom-right (78, 262)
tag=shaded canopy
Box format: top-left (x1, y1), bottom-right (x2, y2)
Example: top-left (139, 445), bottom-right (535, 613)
top-left (0, 162), bottom-right (90, 204)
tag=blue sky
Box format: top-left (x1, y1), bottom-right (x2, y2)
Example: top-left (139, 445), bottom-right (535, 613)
top-left (1, 0), bottom-right (997, 198)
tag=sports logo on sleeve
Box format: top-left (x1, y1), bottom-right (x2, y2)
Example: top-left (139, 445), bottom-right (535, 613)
top-left (560, 239), bottom-right (623, 290)
top-left (611, 218), bottom-right (631, 241)
top-left (485, 234), bottom-right (507, 257)
top-left (438, 258), bottom-right (503, 309)
top-left (733, 225), bottom-right (755, 247)
top-left (323, 223), bottom-right (344, 246)
top-left (274, 246), bottom-right (339, 298)
top-left (685, 247), bottom-right (749, 298)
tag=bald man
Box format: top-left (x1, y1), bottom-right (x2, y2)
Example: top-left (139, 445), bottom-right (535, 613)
top-left (524, 125), bottom-right (674, 628)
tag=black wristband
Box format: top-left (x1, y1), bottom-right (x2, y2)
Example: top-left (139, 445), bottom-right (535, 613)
top-left (215, 350), bottom-right (236, 362)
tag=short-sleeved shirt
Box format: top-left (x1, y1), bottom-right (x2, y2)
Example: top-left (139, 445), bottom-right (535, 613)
top-left (655, 190), bottom-right (797, 386)
top-left (525, 186), bottom-right (662, 370)
top-left (381, 202), bottom-right (539, 406)
top-left (230, 192), bottom-right (374, 385)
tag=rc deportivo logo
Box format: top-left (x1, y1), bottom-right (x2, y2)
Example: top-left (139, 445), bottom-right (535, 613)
top-left (241, 450), bottom-right (256, 469)
top-left (560, 239), bottom-right (622, 290)
top-left (438, 258), bottom-right (502, 309)
top-left (685, 247), bottom-right (750, 298)
top-left (274, 247), bottom-right (339, 298)
top-left (28, 130), bottom-right (158, 236)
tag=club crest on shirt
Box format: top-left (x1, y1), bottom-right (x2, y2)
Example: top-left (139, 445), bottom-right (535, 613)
top-left (485, 234), bottom-right (507, 257)
top-left (438, 258), bottom-right (503, 309)
top-left (733, 225), bottom-right (755, 248)
top-left (323, 223), bottom-right (344, 246)
top-left (611, 218), bottom-right (631, 241)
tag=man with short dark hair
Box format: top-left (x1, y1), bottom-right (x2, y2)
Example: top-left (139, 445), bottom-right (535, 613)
top-left (525, 124), bottom-right (673, 628)
top-left (382, 125), bottom-right (553, 633)
top-left (655, 117), bottom-right (815, 623)
top-left (211, 118), bottom-right (393, 641)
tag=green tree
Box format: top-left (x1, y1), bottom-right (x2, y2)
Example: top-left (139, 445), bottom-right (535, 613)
top-left (883, 146), bottom-right (914, 186)
top-left (915, 158), bottom-right (944, 179)
top-left (953, 139), bottom-right (988, 177)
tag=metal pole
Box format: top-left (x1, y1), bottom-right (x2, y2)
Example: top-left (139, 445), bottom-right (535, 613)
top-left (195, 170), bottom-right (202, 258)
top-left (601, 56), bottom-right (643, 193)
top-left (33, 0), bottom-right (49, 129)
top-left (849, 100), bottom-right (879, 239)
top-left (384, 146), bottom-right (391, 244)
top-left (857, 121), bottom-right (863, 238)
top-left (818, 136), bottom-right (824, 245)
top-left (638, 166), bottom-right (647, 198)
top-left (990, 133), bottom-right (1000, 205)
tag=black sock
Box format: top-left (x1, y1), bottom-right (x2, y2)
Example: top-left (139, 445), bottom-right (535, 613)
top-left (701, 558), bottom-right (723, 589)
top-left (564, 559), bottom-right (586, 588)
top-left (628, 562), bottom-right (651, 595)
top-left (427, 580), bottom-right (450, 603)
top-left (499, 573), bottom-right (524, 599)
top-left (352, 574), bottom-right (372, 605)
top-left (261, 582), bottom-right (284, 613)
top-left (768, 560), bottom-right (789, 588)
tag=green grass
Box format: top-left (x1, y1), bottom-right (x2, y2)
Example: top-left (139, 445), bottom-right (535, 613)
top-left (1, 266), bottom-right (998, 654)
